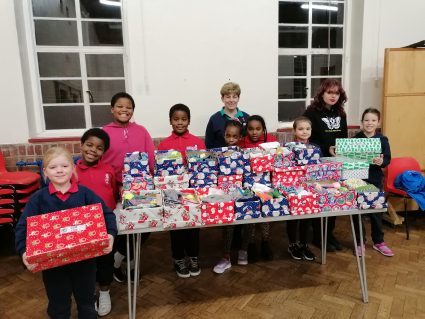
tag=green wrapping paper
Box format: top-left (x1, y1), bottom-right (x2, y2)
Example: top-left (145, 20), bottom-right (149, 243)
top-left (335, 138), bottom-right (381, 164)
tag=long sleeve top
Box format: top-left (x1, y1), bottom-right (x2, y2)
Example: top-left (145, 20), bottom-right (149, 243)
top-left (354, 131), bottom-right (391, 189)
top-left (205, 107), bottom-right (249, 149)
top-left (303, 107), bottom-right (348, 157)
top-left (102, 121), bottom-right (155, 183)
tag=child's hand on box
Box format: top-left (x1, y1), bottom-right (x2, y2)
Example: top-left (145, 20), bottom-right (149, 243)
top-left (103, 234), bottom-right (114, 254)
top-left (329, 146), bottom-right (336, 156)
top-left (22, 252), bottom-right (37, 271)
top-left (372, 154), bottom-right (384, 166)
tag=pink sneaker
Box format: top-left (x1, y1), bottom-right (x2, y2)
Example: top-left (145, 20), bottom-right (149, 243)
top-left (354, 244), bottom-right (365, 257)
top-left (373, 242), bottom-right (394, 257)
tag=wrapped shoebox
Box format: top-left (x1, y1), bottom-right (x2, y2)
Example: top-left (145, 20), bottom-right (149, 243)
top-left (154, 174), bottom-right (190, 190)
top-left (121, 189), bottom-right (162, 209)
top-left (251, 184), bottom-right (290, 217)
top-left (26, 203), bottom-right (109, 272)
top-left (321, 156), bottom-right (369, 180)
top-left (217, 175), bottom-right (243, 193)
top-left (305, 182), bottom-right (357, 211)
top-left (189, 172), bottom-right (218, 188)
top-left (123, 152), bottom-right (150, 177)
top-left (260, 193), bottom-right (290, 217)
top-left (210, 146), bottom-right (251, 176)
top-left (356, 190), bottom-right (387, 209)
top-left (342, 180), bottom-right (387, 209)
top-left (245, 148), bottom-right (275, 173)
top-left (234, 195), bottom-right (262, 220)
top-left (196, 188), bottom-right (235, 225)
top-left (243, 172), bottom-right (271, 189)
top-left (186, 150), bottom-right (219, 173)
top-left (273, 147), bottom-right (295, 169)
top-left (335, 138), bottom-right (381, 164)
top-left (272, 166), bottom-right (306, 187)
top-left (280, 187), bottom-right (320, 215)
top-left (154, 150), bottom-right (186, 177)
top-left (117, 190), bottom-right (163, 230)
top-left (305, 162), bottom-right (342, 181)
top-left (162, 189), bottom-right (202, 229)
top-left (285, 142), bottom-right (321, 165)
top-left (122, 174), bottom-right (154, 192)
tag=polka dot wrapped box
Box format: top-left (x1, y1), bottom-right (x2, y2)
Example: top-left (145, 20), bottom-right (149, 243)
top-left (26, 203), bottom-right (109, 273)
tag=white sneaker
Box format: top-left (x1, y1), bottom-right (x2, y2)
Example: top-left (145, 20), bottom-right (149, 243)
top-left (213, 258), bottom-right (231, 274)
top-left (238, 250), bottom-right (248, 265)
top-left (98, 290), bottom-right (112, 316)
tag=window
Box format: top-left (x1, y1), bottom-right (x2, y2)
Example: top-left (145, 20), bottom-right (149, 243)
top-left (30, 0), bottom-right (125, 131)
top-left (278, 0), bottom-right (345, 124)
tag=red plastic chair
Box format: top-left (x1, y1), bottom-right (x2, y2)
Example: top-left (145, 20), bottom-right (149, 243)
top-left (0, 152), bottom-right (40, 186)
top-left (384, 157), bottom-right (421, 239)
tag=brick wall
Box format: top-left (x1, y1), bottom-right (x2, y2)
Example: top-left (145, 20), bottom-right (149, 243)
top-left (0, 128), bottom-right (360, 172)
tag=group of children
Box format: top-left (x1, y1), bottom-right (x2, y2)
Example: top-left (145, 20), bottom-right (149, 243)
top-left (14, 80), bottom-right (394, 318)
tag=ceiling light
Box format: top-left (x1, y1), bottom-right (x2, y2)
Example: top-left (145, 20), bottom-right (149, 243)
top-left (301, 4), bottom-right (338, 11)
top-left (99, 0), bottom-right (121, 7)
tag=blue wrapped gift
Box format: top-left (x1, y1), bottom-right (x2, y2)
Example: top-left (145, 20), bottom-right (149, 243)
top-left (260, 195), bottom-right (290, 217)
top-left (186, 150), bottom-right (219, 173)
top-left (243, 172), bottom-right (271, 189)
top-left (285, 142), bottom-right (321, 166)
top-left (234, 197), bottom-right (261, 220)
top-left (357, 191), bottom-right (387, 209)
top-left (154, 150), bottom-right (186, 177)
top-left (189, 172), bottom-right (218, 187)
top-left (210, 146), bottom-right (251, 176)
top-left (123, 152), bottom-right (149, 177)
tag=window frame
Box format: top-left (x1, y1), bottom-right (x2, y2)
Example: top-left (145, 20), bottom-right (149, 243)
top-left (22, 0), bottom-right (127, 137)
top-left (278, 0), bottom-right (347, 128)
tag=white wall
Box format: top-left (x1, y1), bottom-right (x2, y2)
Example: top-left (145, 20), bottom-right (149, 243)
top-left (0, 1), bottom-right (29, 144)
top-left (125, 0), bottom-right (278, 137)
top-left (359, 0), bottom-right (425, 121)
top-left (4, 0), bottom-right (425, 144)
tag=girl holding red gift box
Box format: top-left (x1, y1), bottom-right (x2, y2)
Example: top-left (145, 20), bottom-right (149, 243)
top-left (239, 115), bottom-right (276, 262)
top-left (304, 79), bottom-right (348, 252)
top-left (286, 117), bottom-right (316, 261)
top-left (353, 108), bottom-right (393, 257)
top-left (15, 147), bottom-right (117, 319)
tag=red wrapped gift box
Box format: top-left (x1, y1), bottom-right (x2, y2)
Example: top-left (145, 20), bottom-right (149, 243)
top-left (272, 166), bottom-right (306, 186)
top-left (250, 154), bottom-right (275, 173)
top-left (200, 201), bottom-right (235, 225)
top-left (217, 175), bottom-right (243, 192)
top-left (26, 203), bottom-right (109, 272)
top-left (286, 193), bottom-right (320, 215)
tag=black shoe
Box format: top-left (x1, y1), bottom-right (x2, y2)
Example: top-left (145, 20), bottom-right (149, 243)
top-left (300, 244), bottom-right (316, 261)
top-left (174, 259), bottom-right (190, 278)
top-left (312, 240), bottom-right (336, 252)
top-left (247, 243), bottom-right (257, 263)
top-left (188, 257), bottom-right (201, 276)
top-left (261, 241), bottom-right (274, 261)
top-left (288, 243), bottom-right (303, 260)
top-left (113, 267), bottom-right (126, 283)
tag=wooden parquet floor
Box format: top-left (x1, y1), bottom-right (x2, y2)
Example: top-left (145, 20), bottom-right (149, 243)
top-left (2, 214), bottom-right (425, 319)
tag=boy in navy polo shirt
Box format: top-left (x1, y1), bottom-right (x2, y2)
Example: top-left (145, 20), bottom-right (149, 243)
top-left (75, 128), bottom-right (117, 316)
top-left (158, 103), bottom-right (205, 278)
top-left (205, 82), bottom-right (250, 148)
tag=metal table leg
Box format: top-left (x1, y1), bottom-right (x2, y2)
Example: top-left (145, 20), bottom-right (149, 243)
top-left (132, 234), bottom-right (142, 318)
top-left (350, 214), bottom-right (368, 303)
top-left (126, 234), bottom-right (133, 319)
top-left (321, 217), bottom-right (328, 265)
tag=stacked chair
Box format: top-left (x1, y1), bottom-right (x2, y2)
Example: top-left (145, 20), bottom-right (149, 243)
top-left (0, 152), bottom-right (40, 233)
